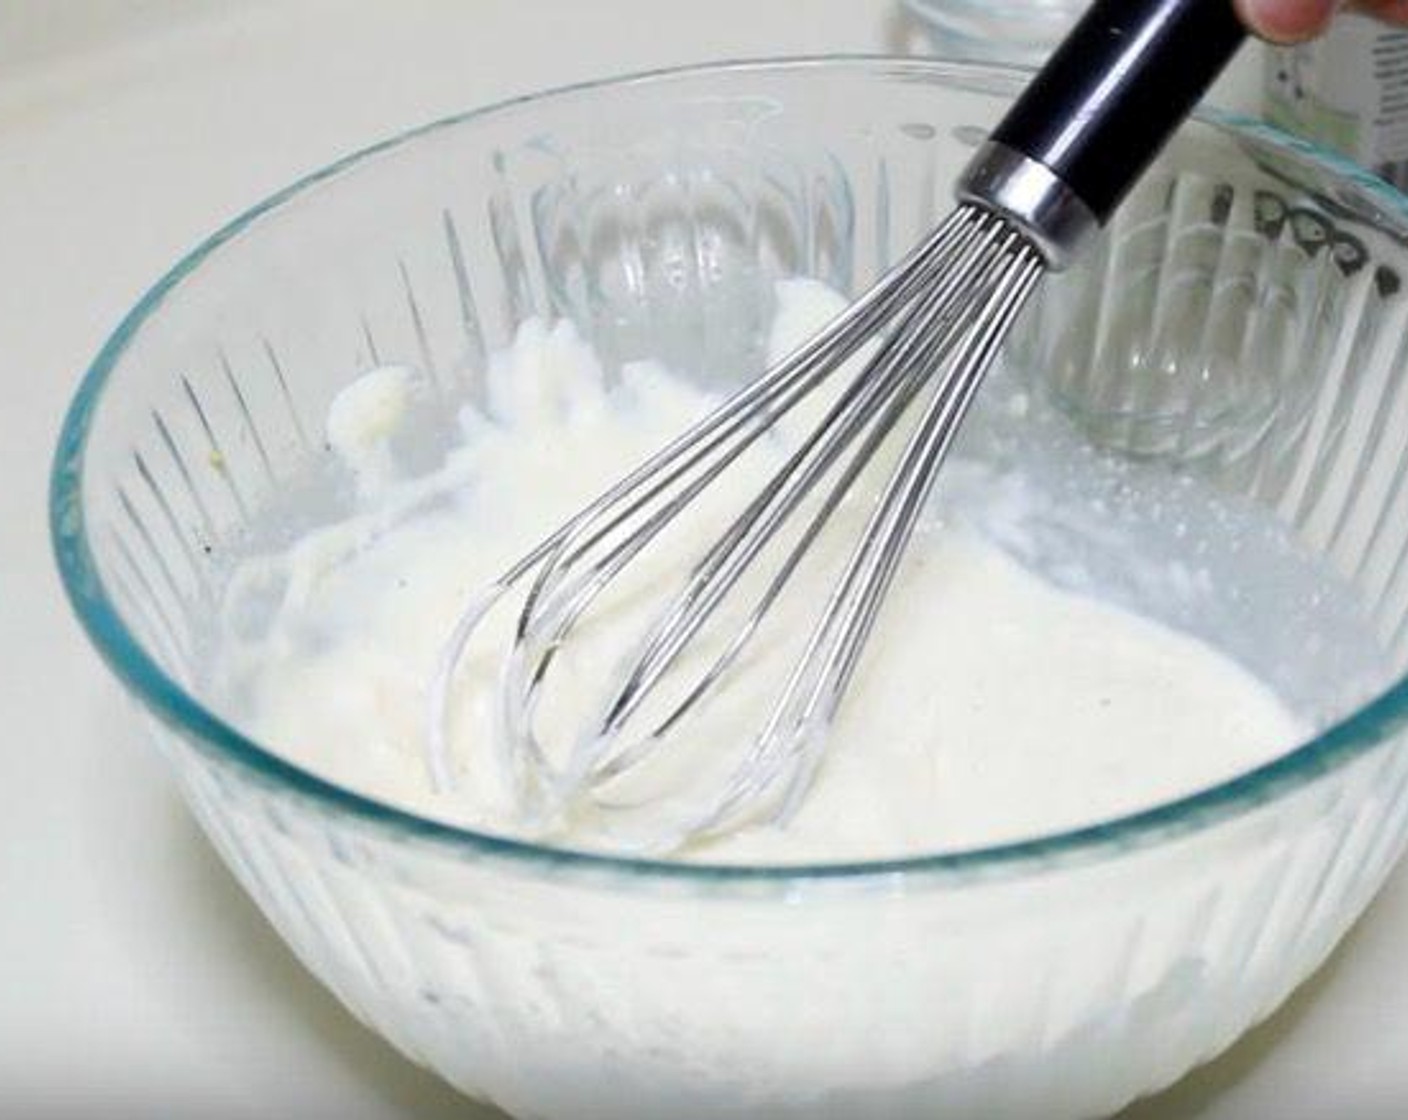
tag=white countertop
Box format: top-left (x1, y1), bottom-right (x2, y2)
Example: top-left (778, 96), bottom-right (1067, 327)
top-left (3, 2), bottom-right (1405, 1115)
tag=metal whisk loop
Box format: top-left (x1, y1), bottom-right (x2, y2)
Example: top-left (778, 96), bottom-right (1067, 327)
top-left (774, 239), bottom-right (1045, 819)
top-left (476, 215), bottom-right (984, 793)
top-left (690, 228), bottom-right (1045, 840)
top-left (425, 211), bottom-right (975, 801)
top-left (512, 211), bottom-right (972, 637)
top-left (522, 209), bottom-right (1018, 801)
top-left (426, 212), bottom-right (1047, 844)
top-left (588, 215), bottom-right (1006, 725)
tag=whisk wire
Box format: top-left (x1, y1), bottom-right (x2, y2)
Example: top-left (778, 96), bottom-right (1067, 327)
top-left (580, 212), bottom-right (1013, 741)
top-left (456, 214), bottom-right (984, 798)
top-left (514, 208), bottom-right (978, 637)
top-left (428, 208), bottom-right (1047, 847)
top-left (698, 233), bottom-right (1045, 835)
top-left (488, 211), bottom-right (999, 798)
top-left (775, 241), bottom-right (1046, 821)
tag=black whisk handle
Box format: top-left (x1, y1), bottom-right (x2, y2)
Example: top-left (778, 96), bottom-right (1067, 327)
top-left (990, 0), bottom-right (1247, 223)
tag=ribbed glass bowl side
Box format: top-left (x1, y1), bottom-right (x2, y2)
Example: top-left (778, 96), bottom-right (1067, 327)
top-left (158, 713), bottom-right (1408, 1117)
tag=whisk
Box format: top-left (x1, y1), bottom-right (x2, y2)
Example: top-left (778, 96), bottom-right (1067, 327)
top-left (427, 0), bottom-right (1248, 849)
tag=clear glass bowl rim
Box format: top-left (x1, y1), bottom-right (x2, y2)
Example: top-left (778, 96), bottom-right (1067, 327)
top-left (50, 55), bottom-right (1408, 888)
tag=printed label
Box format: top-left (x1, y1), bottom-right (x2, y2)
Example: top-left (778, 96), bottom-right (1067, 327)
top-left (1265, 14), bottom-right (1408, 188)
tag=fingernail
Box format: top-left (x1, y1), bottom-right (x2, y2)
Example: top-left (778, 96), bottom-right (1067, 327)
top-left (1238, 0), bottom-right (1337, 43)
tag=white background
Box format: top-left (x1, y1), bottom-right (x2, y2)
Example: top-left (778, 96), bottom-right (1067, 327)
top-left (3, 2), bottom-right (1405, 1116)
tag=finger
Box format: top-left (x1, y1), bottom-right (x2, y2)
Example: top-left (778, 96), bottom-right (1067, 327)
top-left (1235, 0), bottom-right (1338, 42)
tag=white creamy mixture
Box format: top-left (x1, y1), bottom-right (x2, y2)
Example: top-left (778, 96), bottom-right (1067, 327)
top-left (213, 281), bottom-right (1305, 862)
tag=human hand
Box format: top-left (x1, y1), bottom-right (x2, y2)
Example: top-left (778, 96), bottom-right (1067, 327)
top-left (1236, 0), bottom-right (1408, 44)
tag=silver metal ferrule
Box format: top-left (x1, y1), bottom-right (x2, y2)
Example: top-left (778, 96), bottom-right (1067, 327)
top-left (955, 141), bottom-right (1098, 271)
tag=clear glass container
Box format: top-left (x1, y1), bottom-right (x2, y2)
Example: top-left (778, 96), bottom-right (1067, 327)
top-left (51, 58), bottom-right (1408, 1119)
top-left (901, 0), bottom-right (1084, 66)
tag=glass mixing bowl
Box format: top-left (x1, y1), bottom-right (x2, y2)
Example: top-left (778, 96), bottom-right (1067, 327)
top-left (51, 58), bottom-right (1408, 1119)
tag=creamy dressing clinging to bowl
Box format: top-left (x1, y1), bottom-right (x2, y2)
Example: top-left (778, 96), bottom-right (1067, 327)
top-left (209, 280), bottom-right (1319, 862)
